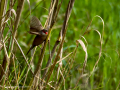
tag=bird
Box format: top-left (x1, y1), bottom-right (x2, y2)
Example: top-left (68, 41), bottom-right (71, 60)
top-left (26, 16), bottom-right (49, 55)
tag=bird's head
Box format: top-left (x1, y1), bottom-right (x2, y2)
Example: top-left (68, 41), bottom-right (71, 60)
top-left (41, 29), bottom-right (48, 36)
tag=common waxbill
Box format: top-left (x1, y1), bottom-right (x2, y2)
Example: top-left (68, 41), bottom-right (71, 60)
top-left (26, 16), bottom-right (49, 55)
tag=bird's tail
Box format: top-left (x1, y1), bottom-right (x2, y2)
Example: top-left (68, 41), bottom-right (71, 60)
top-left (26, 46), bottom-right (35, 55)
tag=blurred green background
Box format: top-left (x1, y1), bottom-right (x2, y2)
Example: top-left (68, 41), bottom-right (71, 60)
top-left (2, 0), bottom-right (120, 89)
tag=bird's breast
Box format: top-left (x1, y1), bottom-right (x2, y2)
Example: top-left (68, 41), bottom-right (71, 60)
top-left (33, 35), bottom-right (47, 46)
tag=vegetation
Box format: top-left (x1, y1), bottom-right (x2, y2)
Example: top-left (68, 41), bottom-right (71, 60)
top-left (0, 0), bottom-right (120, 89)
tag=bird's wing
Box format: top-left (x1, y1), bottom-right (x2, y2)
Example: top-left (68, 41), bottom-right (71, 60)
top-left (30, 16), bottom-right (44, 32)
top-left (28, 31), bottom-right (41, 35)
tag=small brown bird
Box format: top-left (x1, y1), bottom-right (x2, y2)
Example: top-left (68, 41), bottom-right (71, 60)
top-left (26, 16), bottom-right (49, 55)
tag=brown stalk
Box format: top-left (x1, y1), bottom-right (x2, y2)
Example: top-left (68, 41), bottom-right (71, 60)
top-left (0, 0), bottom-right (24, 87)
top-left (9, 0), bottom-right (25, 57)
top-left (41, 0), bottom-right (63, 86)
top-left (43, 0), bottom-right (75, 89)
top-left (54, 45), bottom-right (78, 89)
top-left (41, 40), bottom-right (60, 80)
top-left (7, 1), bottom-right (24, 88)
top-left (29, 0), bottom-right (59, 89)
top-left (0, 0), bottom-right (8, 84)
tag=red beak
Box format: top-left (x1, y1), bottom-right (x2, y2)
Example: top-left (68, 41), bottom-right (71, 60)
top-left (45, 32), bottom-right (48, 34)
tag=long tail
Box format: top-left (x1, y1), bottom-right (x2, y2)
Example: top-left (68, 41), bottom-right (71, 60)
top-left (26, 45), bottom-right (35, 55)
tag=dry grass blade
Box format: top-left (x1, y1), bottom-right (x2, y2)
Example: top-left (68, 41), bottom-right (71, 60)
top-left (22, 47), bottom-right (37, 90)
top-left (57, 52), bottom-right (73, 64)
top-left (76, 39), bottom-right (88, 74)
top-left (12, 55), bottom-right (19, 88)
top-left (44, 0), bottom-right (58, 27)
top-left (3, 9), bottom-right (17, 25)
top-left (88, 29), bottom-right (102, 74)
top-left (26, 0), bottom-right (31, 15)
top-left (14, 38), bottom-right (34, 75)
top-left (86, 15), bottom-right (104, 83)
top-left (19, 0), bottom-right (44, 27)
top-left (0, 0), bottom-right (7, 31)
top-left (54, 46), bottom-right (77, 89)
top-left (72, 39), bottom-right (88, 89)
top-left (2, 40), bottom-right (9, 60)
top-left (55, 68), bottom-right (66, 90)
top-left (73, 74), bottom-right (88, 89)
top-left (35, 76), bottom-right (55, 89)
top-left (10, 9), bottom-right (17, 18)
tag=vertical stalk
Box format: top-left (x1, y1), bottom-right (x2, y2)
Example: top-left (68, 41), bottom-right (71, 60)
top-left (44, 0), bottom-right (75, 89)
top-left (9, 0), bottom-right (25, 57)
top-left (0, 0), bottom-right (8, 84)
